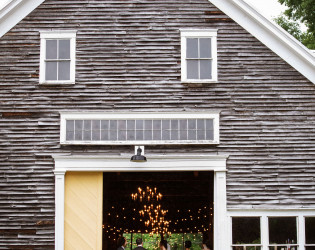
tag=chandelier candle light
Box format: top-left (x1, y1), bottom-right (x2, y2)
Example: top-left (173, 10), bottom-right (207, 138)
top-left (131, 186), bottom-right (170, 236)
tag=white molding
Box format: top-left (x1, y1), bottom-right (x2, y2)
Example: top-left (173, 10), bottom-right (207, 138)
top-left (0, 0), bottom-right (45, 38)
top-left (54, 171), bottom-right (65, 250)
top-left (59, 111), bottom-right (220, 145)
top-left (39, 30), bottom-right (76, 85)
top-left (214, 171), bottom-right (228, 250)
top-left (208, 0), bottom-right (315, 83)
top-left (53, 154), bottom-right (228, 250)
top-left (181, 29), bottom-right (218, 83)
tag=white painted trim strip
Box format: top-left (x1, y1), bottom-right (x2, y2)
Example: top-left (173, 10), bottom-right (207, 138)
top-left (0, 0), bottom-right (45, 38)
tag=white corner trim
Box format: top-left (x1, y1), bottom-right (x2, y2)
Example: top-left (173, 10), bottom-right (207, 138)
top-left (0, 0), bottom-right (45, 38)
top-left (209, 0), bottom-right (315, 84)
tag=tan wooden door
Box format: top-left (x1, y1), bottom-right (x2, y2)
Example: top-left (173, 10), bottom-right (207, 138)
top-left (64, 172), bottom-right (103, 250)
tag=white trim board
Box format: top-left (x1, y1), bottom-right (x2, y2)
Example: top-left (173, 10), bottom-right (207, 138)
top-left (52, 154), bottom-right (229, 250)
top-left (0, 0), bottom-right (44, 38)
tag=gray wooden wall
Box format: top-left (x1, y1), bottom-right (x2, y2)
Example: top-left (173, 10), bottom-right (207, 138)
top-left (0, 0), bottom-right (314, 248)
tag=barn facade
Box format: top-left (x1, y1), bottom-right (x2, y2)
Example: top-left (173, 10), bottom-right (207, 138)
top-left (0, 0), bottom-right (315, 249)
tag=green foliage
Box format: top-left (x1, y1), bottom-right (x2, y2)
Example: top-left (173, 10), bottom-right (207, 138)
top-left (277, 0), bottom-right (315, 34)
top-left (274, 15), bottom-right (315, 49)
top-left (124, 233), bottom-right (203, 250)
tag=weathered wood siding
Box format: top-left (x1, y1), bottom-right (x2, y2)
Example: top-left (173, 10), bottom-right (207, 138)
top-left (0, 0), bottom-right (314, 248)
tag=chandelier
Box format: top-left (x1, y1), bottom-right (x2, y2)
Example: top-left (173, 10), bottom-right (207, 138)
top-left (131, 186), bottom-right (170, 236)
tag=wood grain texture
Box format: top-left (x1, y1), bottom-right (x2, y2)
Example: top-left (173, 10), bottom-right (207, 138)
top-left (65, 172), bottom-right (103, 250)
top-left (0, 0), bottom-right (314, 248)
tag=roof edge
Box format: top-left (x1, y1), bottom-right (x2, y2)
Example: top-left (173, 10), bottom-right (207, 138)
top-left (0, 0), bottom-right (45, 38)
top-left (209, 0), bottom-right (315, 83)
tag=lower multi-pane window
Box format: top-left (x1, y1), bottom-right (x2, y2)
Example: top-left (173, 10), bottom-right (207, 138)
top-left (232, 217), bottom-right (262, 250)
top-left (305, 217), bottom-right (315, 249)
top-left (268, 217), bottom-right (298, 250)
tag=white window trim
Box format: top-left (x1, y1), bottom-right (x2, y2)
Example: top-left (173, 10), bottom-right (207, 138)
top-left (181, 29), bottom-right (218, 83)
top-left (59, 111), bottom-right (220, 145)
top-left (52, 154), bottom-right (229, 250)
top-left (39, 30), bottom-right (76, 84)
top-left (228, 210), bottom-right (315, 250)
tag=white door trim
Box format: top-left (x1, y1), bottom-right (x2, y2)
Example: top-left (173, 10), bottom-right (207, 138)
top-left (52, 154), bottom-right (229, 250)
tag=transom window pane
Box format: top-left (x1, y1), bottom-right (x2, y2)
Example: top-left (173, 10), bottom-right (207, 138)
top-left (45, 39), bottom-right (71, 81)
top-left (186, 38), bottom-right (212, 80)
top-left (65, 118), bottom-right (215, 144)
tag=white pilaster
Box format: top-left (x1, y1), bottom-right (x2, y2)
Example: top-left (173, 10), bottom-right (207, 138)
top-left (54, 170), bottom-right (65, 250)
top-left (298, 215), bottom-right (305, 250)
top-left (213, 170), bottom-right (228, 250)
top-left (261, 215), bottom-right (269, 250)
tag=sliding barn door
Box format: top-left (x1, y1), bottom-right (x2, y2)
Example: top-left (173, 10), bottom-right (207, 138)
top-left (64, 172), bottom-right (103, 250)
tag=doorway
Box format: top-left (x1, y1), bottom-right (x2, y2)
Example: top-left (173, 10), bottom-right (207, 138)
top-left (103, 171), bottom-right (214, 250)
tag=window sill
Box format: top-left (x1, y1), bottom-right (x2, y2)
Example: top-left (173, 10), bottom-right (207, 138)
top-left (181, 79), bottom-right (218, 84)
top-left (39, 81), bottom-right (75, 85)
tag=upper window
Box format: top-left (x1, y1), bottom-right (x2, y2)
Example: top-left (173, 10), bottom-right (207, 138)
top-left (60, 112), bottom-right (220, 145)
top-left (39, 31), bottom-right (76, 84)
top-left (181, 29), bottom-right (217, 83)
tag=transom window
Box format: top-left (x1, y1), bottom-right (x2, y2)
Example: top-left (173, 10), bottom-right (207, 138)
top-left (181, 29), bottom-right (217, 83)
top-left (40, 31), bottom-right (76, 84)
top-left (60, 112), bottom-right (220, 145)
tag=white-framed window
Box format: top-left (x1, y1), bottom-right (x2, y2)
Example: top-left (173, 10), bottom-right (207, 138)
top-left (181, 29), bottom-right (218, 83)
top-left (229, 211), bottom-right (315, 250)
top-left (60, 112), bottom-right (220, 145)
top-left (39, 30), bottom-right (76, 84)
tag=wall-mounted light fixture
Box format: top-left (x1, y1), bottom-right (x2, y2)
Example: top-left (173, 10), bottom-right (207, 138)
top-left (130, 146), bottom-right (147, 162)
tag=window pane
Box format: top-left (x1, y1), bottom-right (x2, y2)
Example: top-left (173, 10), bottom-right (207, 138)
top-left (46, 40), bottom-right (57, 59)
top-left (187, 60), bottom-right (199, 79)
top-left (74, 120), bottom-right (83, 140)
top-left (268, 217), bottom-right (297, 244)
top-left (144, 120), bottom-right (153, 141)
top-left (109, 120), bottom-right (117, 141)
top-left (305, 217), bottom-right (315, 244)
top-left (179, 119), bottom-right (188, 140)
top-left (59, 40), bottom-right (70, 59)
top-left (92, 120), bottom-right (100, 140)
top-left (83, 120), bottom-right (92, 140)
top-left (199, 38), bottom-right (212, 58)
top-left (66, 120), bottom-right (74, 140)
top-left (118, 120), bottom-right (127, 141)
top-left (200, 60), bottom-right (212, 79)
top-left (127, 120), bottom-right (135, 140)
top-left (153, 120), bottom-right (161, 140)
top-left (136, 120), bottom-right (144, 140)
top-left (100, 120), bottom-right (109, 140)
top-left (186, 38), bottom-right (199, 58)
top-left (162, 120), bottom-right (170, 140)
top-left (232, 217), bottom-right (261, 244)
top-left (46, 61), bottom-right (57, 80)
top-left (58, 61), bottom-right (70, 80)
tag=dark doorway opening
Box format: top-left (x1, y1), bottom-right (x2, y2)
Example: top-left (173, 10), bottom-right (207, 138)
top-left (103, 171), bottom-right (214, 250)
